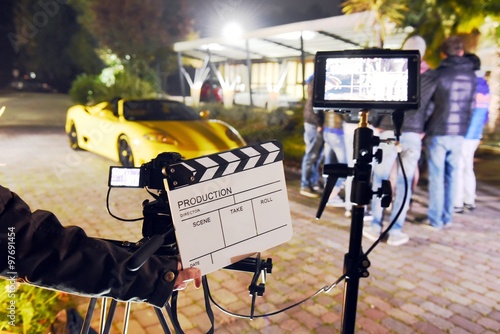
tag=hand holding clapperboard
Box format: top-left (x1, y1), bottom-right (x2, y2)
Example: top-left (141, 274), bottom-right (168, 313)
top-left (163, 140), bottom-right (293, 275)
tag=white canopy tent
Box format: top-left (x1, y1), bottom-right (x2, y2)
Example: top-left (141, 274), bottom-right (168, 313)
top-left (173, 11), bottom-right (412, 106)
top-left (175, 12), bottom-right (410, 62)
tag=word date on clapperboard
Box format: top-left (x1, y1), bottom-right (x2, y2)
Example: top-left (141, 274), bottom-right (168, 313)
top-left (164, 140), bottom-right (293, 275)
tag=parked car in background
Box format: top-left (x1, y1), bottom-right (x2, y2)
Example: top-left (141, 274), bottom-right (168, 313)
top-left (65, 98), bottom-right (246, 167)
top-left (233, 87), bottom-right (302, 109)
top-left (200, 80), bottom-right (223, 103)
top-left (10, 78), bottom-right (57, 93)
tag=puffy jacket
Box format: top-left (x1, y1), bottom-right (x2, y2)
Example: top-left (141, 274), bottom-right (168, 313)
top-left (420, 56), bottom-right (476, 136)
top-left (374, 107), bottom-right (429, 134)
top-left (0, 185), bottom-right (178, 307)
top-left (371, 60), bottom-right (433, 134)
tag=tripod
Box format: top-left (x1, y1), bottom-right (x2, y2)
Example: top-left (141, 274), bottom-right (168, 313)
top-left (78, 236), bottom-right (272, 334)
top-left (316, 110), bottom-right (392, 334)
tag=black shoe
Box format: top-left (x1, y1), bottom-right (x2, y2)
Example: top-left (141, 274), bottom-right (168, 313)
top-left (414, 215), bottom-right (428, 224)
top-left (464, 204), bottom-right (476, 212)
top-left (415, 216), bottom-right (443, 231)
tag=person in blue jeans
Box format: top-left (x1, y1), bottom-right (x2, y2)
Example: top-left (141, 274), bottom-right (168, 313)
top-left (365, 126), bottom-right (424, 245)
top-left (416, 36), bottom-right (476, 230)
top-left (364, 35), bottom-right (430, 246)
top-left (301, 74), bottom-right (325, 197)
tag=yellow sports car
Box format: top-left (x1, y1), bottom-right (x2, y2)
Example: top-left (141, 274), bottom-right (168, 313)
top-left (65, 98), bottom-right (246, 167)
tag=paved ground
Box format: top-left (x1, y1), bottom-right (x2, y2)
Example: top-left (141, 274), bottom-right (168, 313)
top-left (1, 92), bottom-right (500, 333)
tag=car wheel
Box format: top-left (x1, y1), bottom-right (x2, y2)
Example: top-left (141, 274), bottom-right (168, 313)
top-left (68, 123), bottom-right (81, 150)
top-left (118, 136), bottom-right (134, 167)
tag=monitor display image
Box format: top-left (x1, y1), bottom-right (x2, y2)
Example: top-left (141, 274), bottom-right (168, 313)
top-left (313, 49), bottom-right (420, 112)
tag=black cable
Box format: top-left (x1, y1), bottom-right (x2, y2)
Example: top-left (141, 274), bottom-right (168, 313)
top-left (105, 187), bottom-right (144, 222)
top-left (203, 273), bottom-right (347, 319)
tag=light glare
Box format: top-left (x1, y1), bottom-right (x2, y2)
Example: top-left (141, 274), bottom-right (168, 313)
top-left (222, 22), bottom-right (244, 40)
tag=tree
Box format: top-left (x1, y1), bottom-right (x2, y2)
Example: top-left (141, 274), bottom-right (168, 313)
top-left (341, 0), bottom-right (410, 47)
top-left (10, 0), bottom-right (103, 92)
top-left (403, 0), bottom-right (500, 66)
top-left (77, 0), bottom-right (192, 74)
top-left (0, 0), bottom-right (16, 87)
top-left (341, 0), bottom-right (500, 66)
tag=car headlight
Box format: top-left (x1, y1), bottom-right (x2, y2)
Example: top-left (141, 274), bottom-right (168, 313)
top-left (143, 132), bottom-right (177, 145)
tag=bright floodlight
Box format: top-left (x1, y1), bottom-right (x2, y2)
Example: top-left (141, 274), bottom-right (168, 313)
top-left (222, 22), bottom-right (244, 40)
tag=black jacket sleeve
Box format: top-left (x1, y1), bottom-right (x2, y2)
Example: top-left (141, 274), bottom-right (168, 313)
top-left (0, 185), bottom-right (178, 307)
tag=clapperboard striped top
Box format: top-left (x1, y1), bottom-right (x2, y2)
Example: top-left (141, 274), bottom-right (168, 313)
top-left (165, 140), bottom-right (284, 190)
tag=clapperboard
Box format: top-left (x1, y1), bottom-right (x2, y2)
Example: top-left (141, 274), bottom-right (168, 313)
top-left (164, 140), bottom-right (293, 275)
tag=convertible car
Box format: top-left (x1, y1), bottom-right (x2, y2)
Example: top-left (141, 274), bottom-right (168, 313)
top-left (65, 98), bottom-right (246, 167)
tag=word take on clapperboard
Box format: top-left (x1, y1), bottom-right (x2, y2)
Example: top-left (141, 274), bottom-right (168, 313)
top-left (163, 140), bottom-right (293, 275)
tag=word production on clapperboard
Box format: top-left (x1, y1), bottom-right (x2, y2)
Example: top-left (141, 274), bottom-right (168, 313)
top-left (164, 140), bottom-right (294, 275)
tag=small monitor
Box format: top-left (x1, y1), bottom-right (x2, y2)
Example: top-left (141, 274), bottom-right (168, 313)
top-left (108, 167), bottom-right (142, 188)
top-left (313, 49), bottom-right (420, 113)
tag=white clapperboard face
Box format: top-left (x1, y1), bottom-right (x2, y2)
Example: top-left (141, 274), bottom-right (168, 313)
top-left (163, 140), bottom-right (293, 275)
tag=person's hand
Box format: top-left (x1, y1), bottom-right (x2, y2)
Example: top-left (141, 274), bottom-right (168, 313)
top-left (174, 261), bottom-right (202, 291)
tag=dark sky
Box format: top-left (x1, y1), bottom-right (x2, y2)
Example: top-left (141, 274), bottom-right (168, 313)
top-left (191, 0), bottom-right (344, 37)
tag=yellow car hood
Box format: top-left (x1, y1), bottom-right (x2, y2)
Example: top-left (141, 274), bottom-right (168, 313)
top-left (137, 119), bottom-right (244, 152)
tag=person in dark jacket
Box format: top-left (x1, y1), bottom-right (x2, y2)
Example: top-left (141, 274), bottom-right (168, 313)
top-left (364, 35), bottom-right (431, 246)
top-left (416, 36), bottom-right (476, 230)
top-left (300, 74), bottom-right (325, 197)
top-left (0, 185), bottom-right (202, 307)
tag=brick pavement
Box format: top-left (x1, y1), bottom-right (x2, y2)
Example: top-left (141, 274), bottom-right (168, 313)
top-left (2, 126), bottom-right (500, 333)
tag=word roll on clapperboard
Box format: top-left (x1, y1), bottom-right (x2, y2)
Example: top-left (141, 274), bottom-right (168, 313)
top-left (163, 140), bottom-right (293, 275)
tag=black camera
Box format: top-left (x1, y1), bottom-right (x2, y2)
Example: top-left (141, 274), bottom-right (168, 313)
top-left (107, 153), bottom-right (183, 255)
top-left (107, 152), bottom-right (182, 190)
top-left (312, 49), bottom-right (420, 113)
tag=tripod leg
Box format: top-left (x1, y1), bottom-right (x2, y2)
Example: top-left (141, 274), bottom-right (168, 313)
top-left (154, 307), bottom-right (173, 334)
top-left (122, 302), bottom-right (132, 334)
top-left (341, 206), bottom-right (365, 333)
top-left (99, 298), bottom-right (108, 333)
top-left (102, 299), bottom-right (118, 334)
top-left (80, 298), bottom-right (97, 334)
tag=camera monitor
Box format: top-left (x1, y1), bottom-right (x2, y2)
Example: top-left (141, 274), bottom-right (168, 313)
top-left (313, 49), bottom-right (420, 112)
top-left (108, 167), bottom-right (142, 188)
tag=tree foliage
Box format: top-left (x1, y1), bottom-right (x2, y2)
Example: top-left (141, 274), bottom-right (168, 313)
top-left (341, 0), bottom-right (410, 47)
top-left (0, 0), bottom-right (16, 87)
top-left (11, 0), bottom-right (103, 92)
top-left (403, 0), bottom-right (500, 66)
top-left (69, 70), bottom-right (157, 104)
top-left (341, 0), bottom-right (500, 67)
top-left (76, 0), bottom-right (192, 66)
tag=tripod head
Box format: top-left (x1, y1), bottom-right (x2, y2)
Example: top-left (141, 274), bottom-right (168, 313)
top-left (316, 111), bottom-right (392, 220)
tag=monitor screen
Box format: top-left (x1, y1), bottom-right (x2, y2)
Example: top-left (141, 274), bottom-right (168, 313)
top-left (313, 49), bottom-right (420, 113)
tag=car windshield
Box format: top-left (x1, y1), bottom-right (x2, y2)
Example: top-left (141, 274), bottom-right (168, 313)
top-left (123, 100), bottom-right (200, 121)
